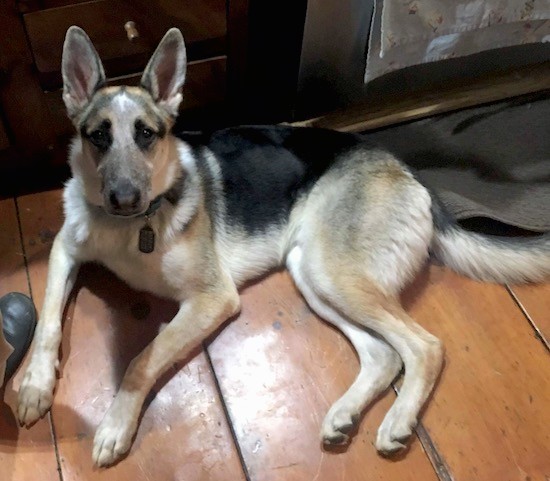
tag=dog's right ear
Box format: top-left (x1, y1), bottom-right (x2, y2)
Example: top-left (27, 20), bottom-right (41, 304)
top-left (140, 28), bottom-right (187, 117)
top-left (62, 26), bottom-right (106, 119)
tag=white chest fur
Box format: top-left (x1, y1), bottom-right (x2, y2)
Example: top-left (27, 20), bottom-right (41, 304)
top-left (88, 224), bottom-right (173, 296)
top-left (62, 181), bottom-right (197, 300)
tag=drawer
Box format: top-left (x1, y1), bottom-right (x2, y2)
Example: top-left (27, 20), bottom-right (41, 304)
top-left (24, 0), bottom-right (226, 91)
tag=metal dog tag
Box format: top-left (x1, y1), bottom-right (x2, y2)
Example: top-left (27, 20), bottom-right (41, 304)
top-left (139, 224), bottom-right (155, 253)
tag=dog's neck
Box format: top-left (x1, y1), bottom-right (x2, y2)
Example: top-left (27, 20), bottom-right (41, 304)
top-left (79, 171), bottom-right (185, 221)
top-left (136, 195), bottom-right (161, 218)
top-left (148, 172), bottom-right (187, 214)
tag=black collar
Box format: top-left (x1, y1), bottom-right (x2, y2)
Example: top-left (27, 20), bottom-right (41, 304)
top-left (140, 195), bottom-right (163, 218)
top-left (138, 175), bottom-right (185, 218)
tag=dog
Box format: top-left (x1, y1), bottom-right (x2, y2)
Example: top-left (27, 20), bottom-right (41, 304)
top-left (17, 26), bottom-right (550, 467)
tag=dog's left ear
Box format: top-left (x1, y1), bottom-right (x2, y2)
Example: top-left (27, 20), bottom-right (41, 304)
top-left (141, 28), bottom-right (187, 116)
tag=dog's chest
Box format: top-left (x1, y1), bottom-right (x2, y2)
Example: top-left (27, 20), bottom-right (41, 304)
top-left (80, 220), bottom-right (189, 299)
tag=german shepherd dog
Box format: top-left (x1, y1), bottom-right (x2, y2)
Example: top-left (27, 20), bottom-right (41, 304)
top-left (17, 26), bottom-right (550, 467)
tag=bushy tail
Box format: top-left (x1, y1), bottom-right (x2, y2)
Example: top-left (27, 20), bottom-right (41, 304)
top-left (430, 198), bottom-right (550, 284)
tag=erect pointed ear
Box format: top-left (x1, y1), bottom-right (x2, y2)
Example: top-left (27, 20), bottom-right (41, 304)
top-left (140, 28), bottom-right (187, 116)
top-left (62, 26), bottom-right (106, 119)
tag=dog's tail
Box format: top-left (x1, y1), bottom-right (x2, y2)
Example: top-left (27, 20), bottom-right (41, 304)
top-left (430, 197), bottom-right (550, 284)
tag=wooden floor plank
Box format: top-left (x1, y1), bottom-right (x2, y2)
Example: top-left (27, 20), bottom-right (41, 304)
top-left (208, 271), bottom-right (439, 481)
top-left (0, 198), bottom-right (61, 481)
top-left (403, 267), bottom-right (550, 481)
top-left (16, 190), bottom-right (247, 481)
top-left (508, 284), bottom-right (550, 348)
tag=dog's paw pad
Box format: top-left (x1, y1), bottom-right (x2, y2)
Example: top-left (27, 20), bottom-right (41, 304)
top-left (323, 431), bottom-right (349, 446)
top-left (333, 410), bottom-right (359, 434)
top-left (17, 371), bottom-right (55, 426)
top-left (93, 420), bottom-right (134, 467)
top-left (375, 415), bottom-right (414, 455)
top-left (321, 408), bottom-right (359, 446)
top-left (376, 437), bottom-right (407, 456)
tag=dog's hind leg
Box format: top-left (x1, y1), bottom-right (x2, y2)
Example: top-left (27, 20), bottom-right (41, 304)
top-left (287, 157), bottom-right (444, 454)
top-left (288, 247), bottom-right (402, 445)
top-left (333, 282), bottom-right (443, 454)
top-left (322, 325), bottom-right (402, 446)
top-left (288, 245), bottom-right (443, 453)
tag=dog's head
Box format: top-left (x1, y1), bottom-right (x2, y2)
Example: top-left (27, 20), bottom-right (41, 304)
top-left (62, 26), bottom-right (186, 216)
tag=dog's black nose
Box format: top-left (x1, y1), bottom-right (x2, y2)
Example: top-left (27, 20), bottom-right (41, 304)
top-left (109, 180), bottom-right (141, 212)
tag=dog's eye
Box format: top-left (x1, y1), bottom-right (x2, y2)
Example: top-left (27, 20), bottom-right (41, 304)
top-left (90, 130), bottom-right (105, 145)
top-left (141, 128), bottom-right (154, 139)
top-left (82, 120), bottom-right (111, 152)
top-left (134, 121), bottom-right (157, 150)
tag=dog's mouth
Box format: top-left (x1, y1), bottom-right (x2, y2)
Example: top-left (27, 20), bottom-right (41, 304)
top-left (101, 187), bottom-right (150, 218)
top-left (102, 194), bottom-right (163, 218)
top-left (103, 203), bottom-right (149, 218)
top-left (104, 206), bottom-right (149, 218)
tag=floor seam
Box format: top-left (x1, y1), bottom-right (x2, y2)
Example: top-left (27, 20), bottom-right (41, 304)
top-left (14, 197), bottom-right (64, 481)
top-left (506, 284), bottom-right (550, 353)
top-left (414, 422), bottom-right (454, 481)
top-left (48, 412), bottom-right (66, 481)
top-left (13, 197), bottom-right (33, 300)
top-left (392, 384), bottom-right (454, 481)
top-left (204, 342), bottom-right (252, 481)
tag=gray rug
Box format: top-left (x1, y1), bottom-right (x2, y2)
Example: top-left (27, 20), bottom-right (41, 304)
top-left (367, 92), bottom-right (550, 232)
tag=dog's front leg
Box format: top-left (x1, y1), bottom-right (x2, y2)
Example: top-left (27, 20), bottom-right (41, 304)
top-left (92, 287), bottom-right (240, 467)
top-left (18, 231), bottom-right (80, 425)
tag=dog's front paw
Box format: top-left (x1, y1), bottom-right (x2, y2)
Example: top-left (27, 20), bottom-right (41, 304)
top-left (93, 407), bottom-right (138, 467)
top-left (17, 360), bottom-right (57, 426)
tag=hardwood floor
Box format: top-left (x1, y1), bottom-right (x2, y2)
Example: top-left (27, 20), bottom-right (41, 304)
top-left (0, 198), bottom-right (60, 481)
top-left (0, 189), bottom-right (549, 481)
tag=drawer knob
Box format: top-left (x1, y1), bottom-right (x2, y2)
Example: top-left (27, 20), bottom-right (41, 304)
top-left (124, 21), bottom-right (139, 41)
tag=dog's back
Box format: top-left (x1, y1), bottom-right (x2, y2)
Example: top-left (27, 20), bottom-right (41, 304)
top-left (180, 125), bottom-right (363, 234)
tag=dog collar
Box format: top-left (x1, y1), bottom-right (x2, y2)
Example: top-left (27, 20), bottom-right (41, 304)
top-left (137, 195), bottom-right (163, 254)
top-left (137, 177), bottom-right (184, 254)
top-left (140, 195), bottom-right (163, 218)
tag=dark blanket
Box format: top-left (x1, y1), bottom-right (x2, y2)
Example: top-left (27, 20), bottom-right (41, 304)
top-left (366, 92), bottom-right (550, 233)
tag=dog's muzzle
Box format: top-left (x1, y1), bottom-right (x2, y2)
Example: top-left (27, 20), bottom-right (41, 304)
top-left (106, 179), bottom-right (146, 216)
